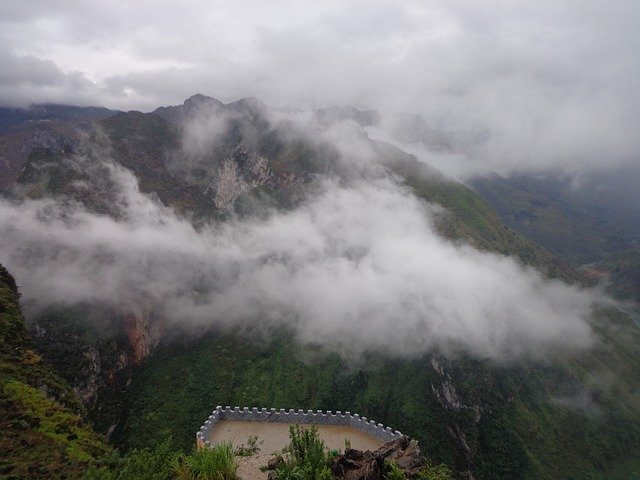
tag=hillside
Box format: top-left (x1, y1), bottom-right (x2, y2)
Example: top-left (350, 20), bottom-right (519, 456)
top-left (0, 264), bottom-right (111, 478)
top-left (598, 249), bottom-right (640, 301)
top-left (113, 310), bottom-right (640, 480)
top-left (471, 174), bottom-right (640, 266)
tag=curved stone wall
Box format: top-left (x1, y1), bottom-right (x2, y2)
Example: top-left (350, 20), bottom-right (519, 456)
top-left (196, 406), bottom-right (403, 448)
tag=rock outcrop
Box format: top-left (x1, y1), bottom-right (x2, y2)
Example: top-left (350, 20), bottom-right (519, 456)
top-left (269, 435), bottom-right (426, 480)
top-left (122, 302), bottom-right (160, 365)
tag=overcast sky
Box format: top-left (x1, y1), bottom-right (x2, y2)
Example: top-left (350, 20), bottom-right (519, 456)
top-left (1, 0), bottom-right (639, 173)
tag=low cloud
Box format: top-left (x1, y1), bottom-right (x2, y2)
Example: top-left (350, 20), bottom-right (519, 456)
top-left (551, 390), bottom-right (603, 417)
top-left (0, 156), bottom-right (596, 360)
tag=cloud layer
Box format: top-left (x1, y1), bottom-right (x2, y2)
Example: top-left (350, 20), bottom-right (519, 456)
top-left (2, 1), bottom-right (639, 176)
top-left (0, 159), bottom-right (595, 360)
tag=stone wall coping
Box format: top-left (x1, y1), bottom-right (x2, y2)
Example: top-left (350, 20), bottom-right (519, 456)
top-left (195, 405), bottom-right (403, 448)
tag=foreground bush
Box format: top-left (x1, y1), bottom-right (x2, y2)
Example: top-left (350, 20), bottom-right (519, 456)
top-left (384, 461), bottom-right (453, 480)
top-left (85, 439), bottom-right (176, 480)
top-left (276, 424), bottom-right (333, 480)
top-left (85, 439), bottom-right (239, 480)
top-left (173, 442), bottom-right (239, 480)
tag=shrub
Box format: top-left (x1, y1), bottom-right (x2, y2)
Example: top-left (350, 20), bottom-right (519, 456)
top-left (276, 424), bottom-right (331, 480)
top-left (385, 462), bottom-right (407, 480)
top-left (417, 463), bottom-right (454, 480)
top-left (85, 439), bottom-right (239, 480)
top-left (235, 435), bottom-right (263, 456)
top-left (85, 438), bottom-right (177, 480)
top-left (173, 442), bottom-right (239, 480)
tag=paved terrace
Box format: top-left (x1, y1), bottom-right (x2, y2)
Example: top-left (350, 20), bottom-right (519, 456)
top-left (211, 420), bottom-right (383, 480)
top-left (196, 406), bottom-right (404, 480)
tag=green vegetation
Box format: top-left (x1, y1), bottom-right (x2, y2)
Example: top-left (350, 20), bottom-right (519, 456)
top-left (273, 423), bottom-right (453, 480)
top-left (384, 462), bottom-right (454, 480)
top-left (600, 248), bottom-right (640, 300)
top-left (89, 424), bottom-right (451, 480)
top-left (385, 462), bottom-right (407, 480)
top-left (415, 464), bottom-right (454, 480)
top-left (86, 439), bottom-right (239, 480)
top-left (113, 328), bottom-right (640, 480)
top-left (235, 435), bottom-right (263, 457)
top-left (276, 425), bottom-right (333, 480)
top-left (388, 158), bottom-right (577, 282)
top-left (27, 303), bottom-right (132, 434)
top-left (173, 442), bottom-right (239, 480)
top-left (0, 263), bottom-right (111, 478)
top-left (0, 263), bottom-right (28, 354)
top-left (86, 439), bottom-right (176, 480)
top-left (383, 462), bottom-right (453, 480)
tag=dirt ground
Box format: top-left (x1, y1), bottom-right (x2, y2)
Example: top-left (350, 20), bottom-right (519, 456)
top-left (208, 420), bottom-right (383, 480)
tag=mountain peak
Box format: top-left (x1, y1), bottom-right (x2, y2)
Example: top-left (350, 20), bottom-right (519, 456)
top-left (226, 96), bottom-right (267, 113)
top-left (183, 93), bottom-right (224, 108)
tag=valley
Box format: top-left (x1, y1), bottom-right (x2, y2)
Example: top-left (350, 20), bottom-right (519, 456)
top-left (0, 96), bottom-right (639, 480)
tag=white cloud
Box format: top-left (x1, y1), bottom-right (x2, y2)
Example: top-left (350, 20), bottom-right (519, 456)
top-left (0, 159), bottom-right (596, 360)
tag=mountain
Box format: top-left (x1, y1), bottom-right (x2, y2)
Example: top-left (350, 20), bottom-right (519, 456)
top-left (0, 104), bottom-right (116, 135)
top-left (0, 104), bottom-right (117, 190)
top-left (598, 249), bottom-right (640, 301)
top-left (153, 94), bottom-right (269, 128)
top-left (471, 173), bottom-right (640, 265)
top-left (1, 96), bottom-right (640, 479)
top-left (471, 171), bottom-right (640, 303)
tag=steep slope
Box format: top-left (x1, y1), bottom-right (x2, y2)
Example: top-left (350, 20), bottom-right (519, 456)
top-left (379, 150), bottom-right (577, 283)
top-left (0, 264), bottom-right (110, 478)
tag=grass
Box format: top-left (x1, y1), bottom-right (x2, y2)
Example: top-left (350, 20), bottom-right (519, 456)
top-left (2, 379), bottom-right (105, 462)
top-left (234, 435), bottom-right (262, 456)
top-left (174, 442), bottom-right (239, 480)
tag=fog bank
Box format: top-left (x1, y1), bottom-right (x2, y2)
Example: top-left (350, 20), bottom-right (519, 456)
top-left (0, 160), bottom-right (596, 360)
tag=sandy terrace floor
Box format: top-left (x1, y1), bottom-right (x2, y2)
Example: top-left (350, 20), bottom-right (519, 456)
top-left (208, 420), bottom-right (383, 480)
